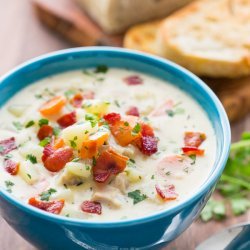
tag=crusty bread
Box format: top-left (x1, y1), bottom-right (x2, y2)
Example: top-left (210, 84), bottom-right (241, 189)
top-left (76, 0), bottom-right (194, 34)
top-left (123, 20), bottom-right (162, 55)
top-left (159, 0), bottom-right (250, 78)
top-left (124, 0), bottom-right (250, 78)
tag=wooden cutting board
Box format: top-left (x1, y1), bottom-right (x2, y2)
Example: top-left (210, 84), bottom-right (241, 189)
top-left (32, 0), bottom-right (250, 123)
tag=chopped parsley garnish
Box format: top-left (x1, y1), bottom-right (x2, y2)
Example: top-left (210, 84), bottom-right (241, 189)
top-left (27, 174), bottom-right (32, 179)
top-left (124, 121), bottom-right (129, 126)
top-left (92, 157), bottom-right (97, 166)
top-left (151, 175), bottom-right (155, 179)
top-left (26, 154), bottom-right (37, 164)
top-left (40, 188), bottom-right (57, 201)
top-left (12, 121), bottom-right (23, 130)
top-left (70, 140), bottom-right (77, 149)
top-left (166, 110), bottom-right (175, 117)
top-left (166, 107), bottom-right (185, 117)
top-left (64, 89), bottom-right (76, 98)
top-left (114, 100), bottom-right (120, 108)
top-left (127, 159), bottom-right (136, 168)
top-left (85, 165), bottom-right (90, 171)
top-left (72, 158), bottom-right (80, 162)
top-left (35, 94), bottom-right (43, 99)
top-left (39, 137), bottom-right (51, 147)
top-left (189, 154), bottom-right (196, 165)
top-left (53, 127), bottom-right (61, 137)
top-left (128, 190), bottom-right (147, 204)
top-left (85, 113), bottom-right (98, 128)
top-left (25, 120), bottom-right (35, 128)
top-left (131, 123), bottom-right (141, 136)
top-left (38, 118), bottom-right (49, 127)
top-left (95, 65), bottom-right (108, 74)
top-left (4, 154), bottom-right (13, 159)
top-left (165, 171), bottom-right (171, 176)
top-left (5, 180), bottom-right (14, 193)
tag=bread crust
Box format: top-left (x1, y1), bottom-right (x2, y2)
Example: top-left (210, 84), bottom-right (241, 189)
top-left (159, 0), bottom-right (250, 78)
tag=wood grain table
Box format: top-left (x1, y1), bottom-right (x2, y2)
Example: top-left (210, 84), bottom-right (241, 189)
top-left (0, 1), bottom-right (249, 249)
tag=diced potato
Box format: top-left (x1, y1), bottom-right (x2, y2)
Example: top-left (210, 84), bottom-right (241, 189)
top-left (19, 141), bottom-right (43, 162)
top-left (75, 108), bottom-right (86, 122)
top-left (19, 161), bottom-right (39, 184)
top-left (125, 167), bottom-right (143, 183)
top-left (66, 162), bottom-right (91, 179)
top-left (83, 99), bottom-right (110, 116)
top-left (51, 189), bottom-right (74, 203)
top-left (58, 162), bottom-right (91, 186)
top-left (61, 122), bottom-right (98, 150)
top-left (7, 105), bottom-right (29, 117)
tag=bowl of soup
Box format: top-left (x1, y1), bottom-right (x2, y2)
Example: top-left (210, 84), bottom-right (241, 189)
top-left (0, 47), bottom-right (230, 249)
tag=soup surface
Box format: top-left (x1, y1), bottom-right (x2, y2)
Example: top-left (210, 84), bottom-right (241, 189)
top-left (0, 67), bottom-right (216, 221)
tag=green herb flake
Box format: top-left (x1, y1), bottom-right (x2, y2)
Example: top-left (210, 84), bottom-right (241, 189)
top-left (38, 118), bottom-right (49, 127)
top-left (124, 121), bottom-right (129, 126)
top-left (25, 120), bottom-right (35, 128)
top-left (64, 89), bottom-right (76, 98)
top-left (12, 121), bottom-right (23, 130)
top-left (35, 94), bottom-right (43, 99)
top-left (70, 140), bottom-right (77, 149)
top-left (114, 100), bottom-right (120, 108)
top-left (0, 145), bottom-right (4, 153)
top-left (40, 188), bottom-right (57, 201)
top-left (92, 157), bottom-right (97, 166)
top-left (27, 174), bottom-right (32, 179)
top-left (189, 154), bottom-right (196, 165)
top-left (53, 127), bottom-right (61, 137)
top-left (5, 180), bottom-right (14, 193)
top-left (85, 165), bottom-right (90, 171)
top-left (151, 175), bottom-right (155, 179)
top-left (72, 158), bottom-right (80, 162)
top-left (39, 137), bottom-right (51, 147)
top-left (26, 154), bottom-right (37, 164)
top-left (95, 65), bottom-right (108, 74)
top-left (131, 123), bottom-right (141, 136)
top-left (128, 190), bottom-right (147, 204)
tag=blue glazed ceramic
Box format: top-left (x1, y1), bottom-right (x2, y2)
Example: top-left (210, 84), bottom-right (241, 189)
top-left (0, 47), bottom-right (230, 250)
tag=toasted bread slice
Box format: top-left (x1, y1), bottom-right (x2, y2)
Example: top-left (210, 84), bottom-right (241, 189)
top-left (124, 20), bottom-right (162, 55)
top-left (159, 0), bottom-right (250, 78)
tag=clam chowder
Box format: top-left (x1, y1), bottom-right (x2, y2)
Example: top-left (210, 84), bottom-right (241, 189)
top-left (0, 67), bottom-right (216, 221)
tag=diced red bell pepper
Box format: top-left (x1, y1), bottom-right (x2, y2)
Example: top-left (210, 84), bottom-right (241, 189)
top-left (103, 112), bottom-right (121, 124)
top-left (182, 146), bottom-right (204, 156)
top-left (155, 184), bottom-right (178, 201)
top-left (123, 75), bottom-right (143, 85)
top-left (42, 146), bottom-right (73, 172)
top-left (37, 125), bottom-right (53, 140)
top-left (28, 197), bottom-right (64, 214)
top-left (81, 200), bottom-right (102, 215)
top-left (93, 148), bottom-right (129, 183)
top-left (57, 111), bottom-right (76, 128)
top-left (184, 132), bottom-right (206, 147)
top-left (126, 106), bottom-right (140, 117)
top-left (4, 159), bottom-right (19, 175)
top-left (0, 137), bottom-right (17, 155)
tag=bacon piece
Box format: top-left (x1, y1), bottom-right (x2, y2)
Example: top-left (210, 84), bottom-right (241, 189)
top-left (37, 125), bottom-right (53, 140)
top-left (141, 123), bottom-right (154, 137)
top-left (42, 146), bottom-right (73, 172)
top-left (4, 159), bottom-right (19, 175)
top-left (103, 112), bottom-right (121, 124)
top-left (70, 93), bottom-right (84, 108)
top-left (126, 106), bottom-right (140, 117)
top-left (93, 148), bottom-right (128, 183)
top-left (155, 184), bottom-right (178, 201)
top-left (184, 132), bottom-right (206, 148)
top-left (123, 75), bottom-right (143, 85)
top-left (28, 197), bottom-right (64, 214)
top-left (150, 100), bottom-right (174, 117)
top-left (81, 200), bottom-right (102, 215)
top-left (137, 135), bottom-right (158, 156)
top-left (0, 137), bottom-right (17, 156)
top-left (182, 146), bottom-right (204, 156)
top-left (83, 91), bottom-right (95, 100)
top-left (57, 111), bottom-right (76, 128)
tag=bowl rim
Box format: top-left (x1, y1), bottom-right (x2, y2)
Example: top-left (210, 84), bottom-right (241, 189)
top-left (0, 47), bottom-right (231, 228)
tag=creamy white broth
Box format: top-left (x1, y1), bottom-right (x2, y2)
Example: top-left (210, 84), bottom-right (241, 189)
top-left (0, 68), bottom-right (216, 221)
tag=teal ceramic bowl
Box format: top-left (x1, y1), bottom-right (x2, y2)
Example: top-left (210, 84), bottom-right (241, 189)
top-left (0, 47), bottom-right (230, 249)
